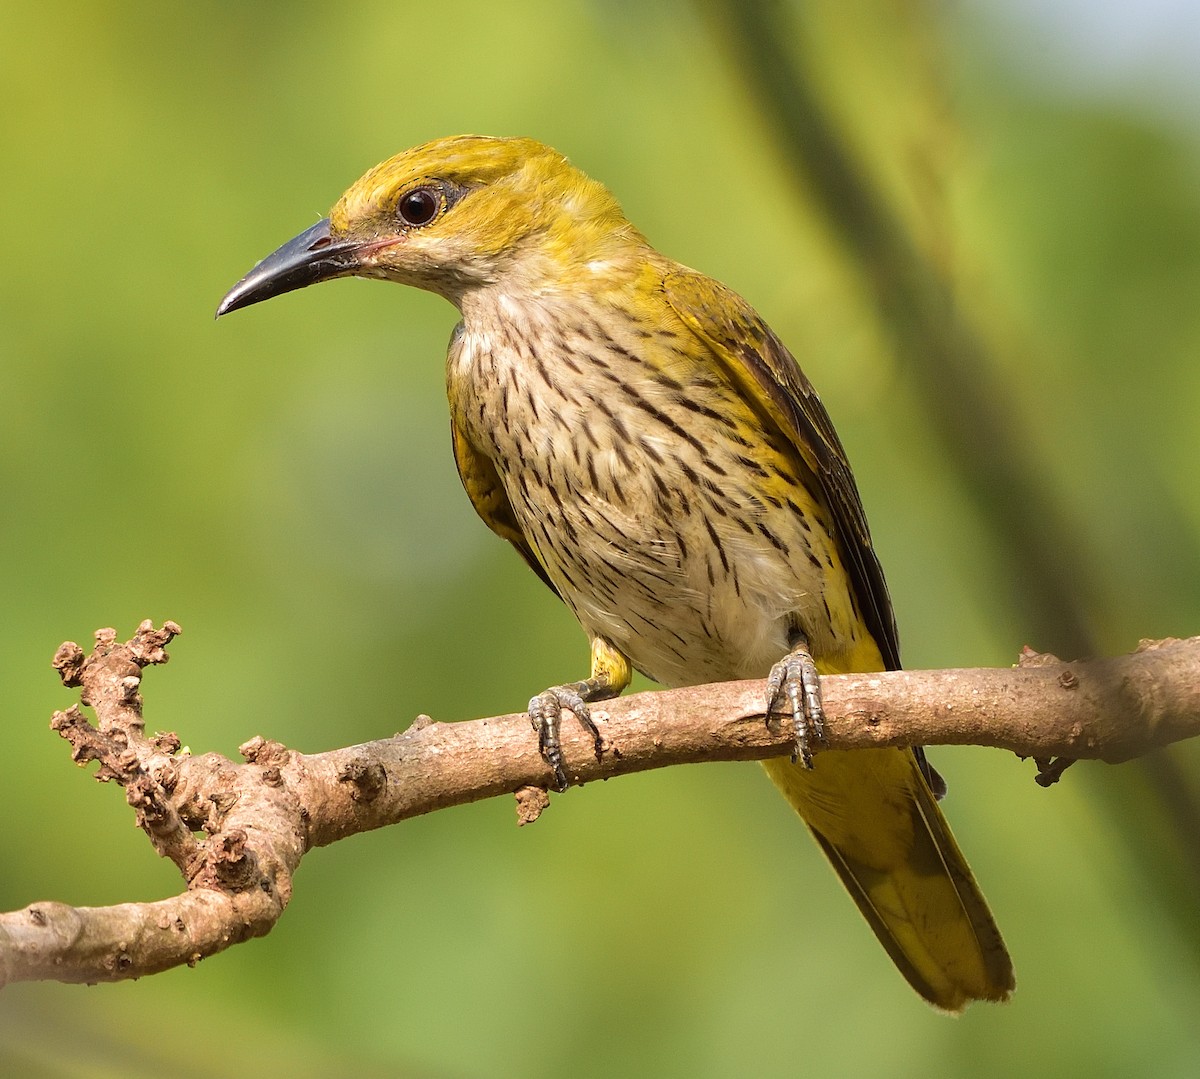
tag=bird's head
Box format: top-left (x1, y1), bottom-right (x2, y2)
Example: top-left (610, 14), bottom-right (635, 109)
top-left (217, 135), bottom-right (642, 316)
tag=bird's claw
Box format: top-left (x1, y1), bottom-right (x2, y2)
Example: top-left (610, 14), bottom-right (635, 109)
top-left (529, 683), bottom-right (604, 792)
top-left (766, 646), bottom-right (825, 768)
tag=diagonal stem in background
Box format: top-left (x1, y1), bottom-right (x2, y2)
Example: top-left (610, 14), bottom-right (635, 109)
top-left (702, 0), bottom-right (1200, 931)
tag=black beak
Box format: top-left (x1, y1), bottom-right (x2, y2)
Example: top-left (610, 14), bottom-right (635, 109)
top-left (215, 218), bottom-right (363, 317)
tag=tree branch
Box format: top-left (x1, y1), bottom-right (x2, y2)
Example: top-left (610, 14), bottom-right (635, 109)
top-left (2, 621), bottom-right (1197, 988)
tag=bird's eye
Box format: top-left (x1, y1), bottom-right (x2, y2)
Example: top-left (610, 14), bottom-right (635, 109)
top-left (398, 186), bottom-right (442, 227)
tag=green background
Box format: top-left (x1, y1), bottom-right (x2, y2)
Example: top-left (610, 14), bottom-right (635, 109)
top-left (3, 2), bottom-right (1200, 1076)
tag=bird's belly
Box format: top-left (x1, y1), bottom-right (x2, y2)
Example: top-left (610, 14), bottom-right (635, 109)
top-left (510, 452), bottom-right (852, 689)
top-left (452, 328), bottom-right (866, 688)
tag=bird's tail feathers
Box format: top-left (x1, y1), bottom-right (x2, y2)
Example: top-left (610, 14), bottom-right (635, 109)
top-left (762, 749), bottom-right (1014, 1011)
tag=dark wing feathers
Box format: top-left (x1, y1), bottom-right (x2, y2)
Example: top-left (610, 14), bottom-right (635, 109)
top-left (662, 270), bottom-right (901, 671)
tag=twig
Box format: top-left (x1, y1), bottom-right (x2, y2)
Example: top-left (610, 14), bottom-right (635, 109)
top-left (2, 621), bottom-right (1197, 988)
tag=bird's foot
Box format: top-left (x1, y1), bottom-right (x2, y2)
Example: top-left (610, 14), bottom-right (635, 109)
top-left (765, 644), bottom-right (825, 768)
top-left (529, 682), bottom-right (605, 793)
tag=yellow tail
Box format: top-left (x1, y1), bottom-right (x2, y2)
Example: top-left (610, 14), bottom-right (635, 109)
top-left (762, 748), bottom-right (1014, 1011)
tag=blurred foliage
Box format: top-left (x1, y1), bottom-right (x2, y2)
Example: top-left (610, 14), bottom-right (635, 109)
top-left (2, 1), bottom-right (1199, 1076)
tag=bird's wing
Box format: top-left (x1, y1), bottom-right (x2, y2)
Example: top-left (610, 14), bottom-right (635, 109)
top-left (449, 417), bottom-right (561, 598)
top-left (662, 269), bottom-right (900, 671)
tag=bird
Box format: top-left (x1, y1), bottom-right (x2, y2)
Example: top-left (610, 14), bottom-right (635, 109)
top-left (217, 134), bottom-right (1014, 1010)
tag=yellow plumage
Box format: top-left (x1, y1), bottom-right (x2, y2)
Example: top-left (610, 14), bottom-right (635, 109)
top-left (218, 134), bottom-right (1015, 1009)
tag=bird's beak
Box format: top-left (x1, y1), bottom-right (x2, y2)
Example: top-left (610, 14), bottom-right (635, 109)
top-left (215, 218), bottom-right (363, 317)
